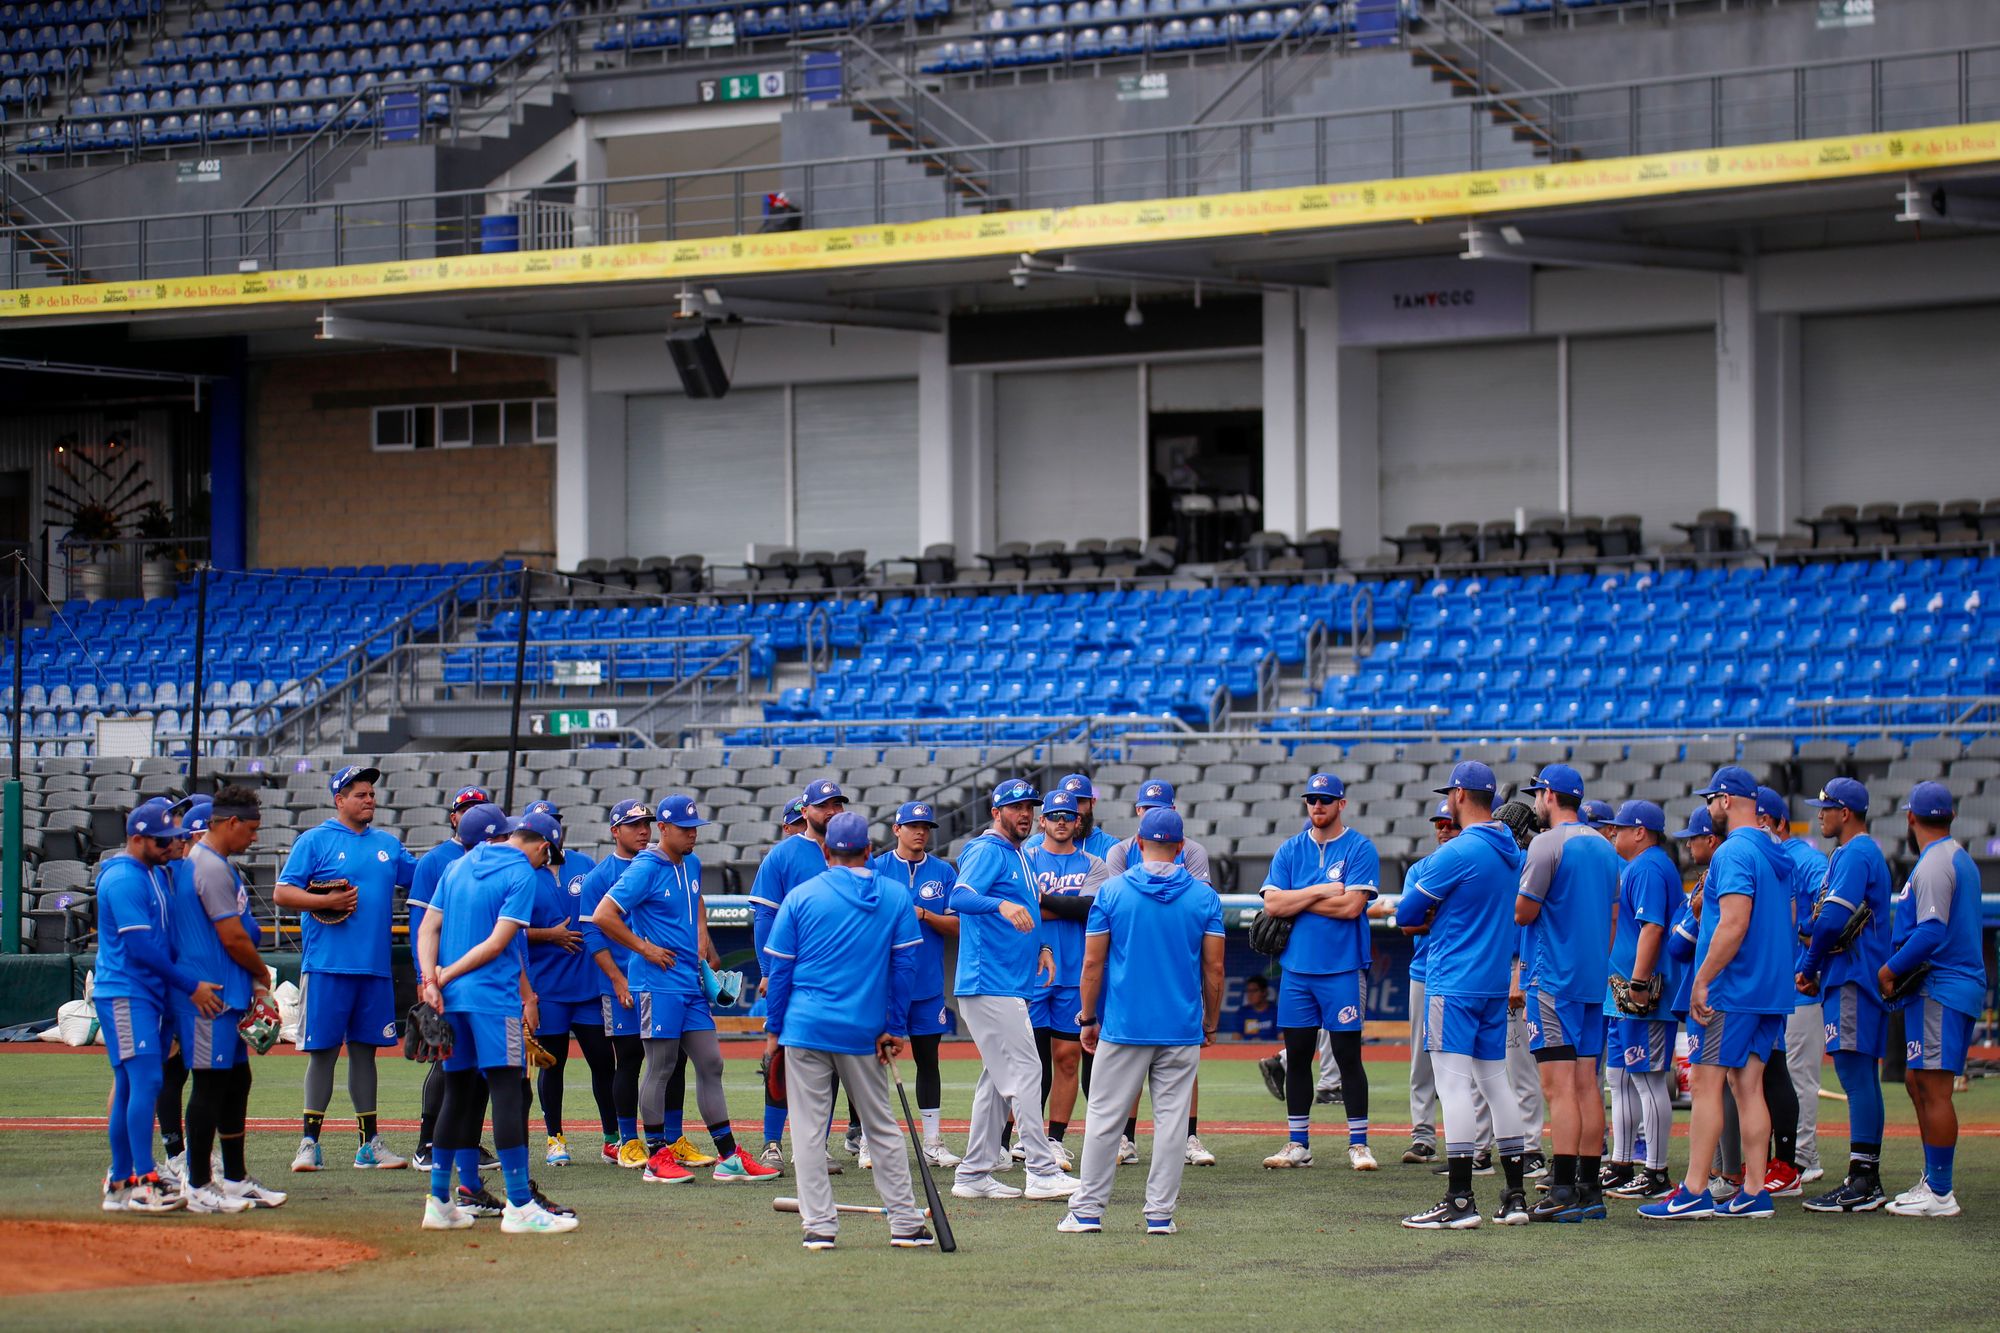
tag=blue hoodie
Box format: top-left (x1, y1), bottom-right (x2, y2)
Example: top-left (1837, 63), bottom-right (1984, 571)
top-left (1396, 821), bottom-right (1527, 1000)
top-left (1696, 826), bottom-right (1795, 1015)
top-left (764, 865), bottom-right (922, 1056)
top-left (435, 843), bottom-right (538, 1017)
top-left (1087, 859), bottom-right (1224, 1046)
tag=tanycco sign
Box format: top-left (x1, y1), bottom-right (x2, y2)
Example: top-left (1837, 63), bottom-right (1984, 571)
top-left (1335, 255), bottom-right (1532, 346)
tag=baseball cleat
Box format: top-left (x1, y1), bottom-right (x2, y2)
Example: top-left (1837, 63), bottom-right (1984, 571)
top-left (1347, 1145), bottom-right (1378, 1172)
top-left (1886, 1185), bottom-right (1960, 1218)
top-left (890, 1229), bottom-right (936, 1248)
top-left (669, 1137), bottom-right (718, 1168)
top-left (1056, 1212), bottom-right (1102, 1233)
top-left (1403, 1194), bottom-right (1480, 1230)
top-left (1010, 1142), bottom-right (1027, 1162)
top-left (1184, 1135), bottom-right (1216, 1167)
top-left (797, 1147), bottom-right (842, 1176)
top-left (1491, 1191), bottom-right (1531, 1225)
top-left (643, 1147), bottom-right (693, 1184)
top-left (455, 1185), bottom-right (506, 1218)
top-left (1144, 1217), bottom-right (1179, 1235)
top-left (923, 1137), bottom-right (962, 1168)
top-left (479, 1147), bottom-right (499, 1169)
top-left (160, 1153), bottom-right (186, 1190)
top-left (185, 1182), bottom-right (254, 1215)
top-left (124, 1173), bottom-right (186, 1214)
top-left (714, 1148), bottom-right (782, 1183)
top-left (1528, 1189), bottom-right (1577, 1222)
top-left (801, 1233), bottom-right (837, 1251)
top-left (1023, 1170), bottom-right (1081, 1200)
top-left (544, 1135), bottom-right (571, 1167)
top-left (1639, 1185), bottom-right (1716, 1220)
top-left (758, 1141), bottom-right (786, 1173)
top-left (1314, 1087), bottom-right (1343, 1105)
top-left (617, 1138), bottom-right (650, 1169)
top-left (1257, 1056), bottom-right (1286, 1101)
top-left (1800, 1166), bottom-right (1826, 1185)
top-left (1521, 1153), bottom-right (1548, 1178)
top-left (1049, 1140), bottom-right (1075, 1172)
top-left (290, 1137), bottom-right (323, 1173)
top-left (1761, 1161), bottom-right (1802, 1197)
top-left (1262, 1142), bottom-right (1313, 1169)
top-left (500, 1200), bottom-right (579, 1235)
top-left (354, 1137), bottom-right (408, 1170)
top-left (1610, 1169), bottom-right (1675, 1200)
top-left (599, 1142), bottom-right (621, 1166)
top-left (1891, 1176), bottom-right (1934, 1208)
top-left (1599, 1163), bottom-right (1637, 1192)
top-left (1116, 1136), bottom-right (1139, 1166)
top-left (858, 1143), bottom-right (874, 1171)
top-left (951, 1175), bottom-right (1023, 1200)
top-left (101, 1177), bottom-right (131, 1212)
top-left (1402, 1143), bottom-right (1438, 1165)
top-left (422, 1195), bottom-right (475, 1230)
top-left (1803, 1178), bottom-right (1886, 1212)
top-left (220, 1177), bottom-right (288, 1209)
top-left (1719, 1188), bottom-right (1775, 1219)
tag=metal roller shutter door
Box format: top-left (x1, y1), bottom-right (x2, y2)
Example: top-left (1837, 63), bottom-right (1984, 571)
top-left (625, 389), bottom-right (787, 564)
top-left (1568, 330), bottom-right (1716, 540)
top-left (994, 366), bottom-right (1142, 545)
top-left (794, 379), bottom-right (919, 561)
top-left (1377, 340), bottom-right (1559, 536)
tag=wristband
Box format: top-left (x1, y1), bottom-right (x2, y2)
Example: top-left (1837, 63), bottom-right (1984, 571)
top-left (1077, 1016), bottom-right (1099, 1026)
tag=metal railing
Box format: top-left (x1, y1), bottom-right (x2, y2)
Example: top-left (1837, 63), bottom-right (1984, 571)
top-left (7, 38), bottom-right (1998, 287)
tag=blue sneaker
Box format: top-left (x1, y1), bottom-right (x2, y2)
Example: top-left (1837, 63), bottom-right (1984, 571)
top-left (1638, 1185), bottom-right (1715, 1220)
top-left (1145, 1217), bottom-right (1178, 1235)
top-left (1719, 1188), bottom-right (1774, 1219)
top-left (1057, 1212), bottom-right (1102, 1233)
top-left (354, 1137), bottom-right (409, 1170)
top-left (290, 1137), bottom-right (323, 1173)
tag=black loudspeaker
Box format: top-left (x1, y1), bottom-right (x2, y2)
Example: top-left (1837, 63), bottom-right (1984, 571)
top-left (665, 319), bottom-right (729, 399)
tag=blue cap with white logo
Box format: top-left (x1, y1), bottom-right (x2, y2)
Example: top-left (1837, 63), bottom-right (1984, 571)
top-left (1135, 779), bottom-right (1176, 810)
top-left (780, 798), bottom-right (807, 827)
top-left (1430, 799), bottom-right (1456, 824)
top-left (126, 798), bottom-right (187, 839)
top-left (655, 794), bottom-right (710, 829)
top-left (1300, 772), bottom-right (1345, 800)
top-left (1672, 806), bottom-right (1716, 840)
top-left (1804, 777), bottom-right (1869, 814)
top-left (329, 764), bottom-right (379, 796)
top-left (1580, 799), bottom-right (1616, 828)
top-left (991, 778), bottom-right (1039, 808)
top-left (894, 801), bottom-right (937, 827)
top-left (1042, 790), bottom-right (1080, 817)
top-left (824, 810), bottom-right (871, 853)
top-left (1056, 773), bottom-right (1098, 800)
top-left (608, 798), bottom-right (653, 828)
top-left (524, 799), bottom-right (562, 823)
top-left (1523, 764), bottom-right (1585, 800)
top-left (1604, 800), bottom-right (1666, 833)
top-left (1754, 786), bottom-right (1788, 823)
top-left (1695, 766), bottom-right (1758, 799)
top-left (1434, 760), bottom-right (1497, 795)
top-left (181, 797), bottom-right (213, 835)
top-left (1137, 807), bottom-right (1184, 843)
top-left (508, 810), bottom-right (563, 843)
top-left (801, 778), bottom-right (846, 807)
top-left (1902, 781), bottom-right (1954, 820)
top-left (456, 803), bottom-right (509, 848)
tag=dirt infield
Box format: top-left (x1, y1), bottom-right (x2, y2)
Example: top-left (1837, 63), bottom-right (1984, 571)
top-left (0, 1221), bottom-right (376, 1294)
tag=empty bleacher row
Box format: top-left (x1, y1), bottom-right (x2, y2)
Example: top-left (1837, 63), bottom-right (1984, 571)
top-left (454, 602), bottom-right (786, 689)
top-left (0, 0), bottom-right (153, 116)
top-left (594, 0), bottom-right (948, 54)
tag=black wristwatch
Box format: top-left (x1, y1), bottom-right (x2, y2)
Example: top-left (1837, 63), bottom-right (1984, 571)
top-left (1077, 1015), bottom-right (1099, 1026)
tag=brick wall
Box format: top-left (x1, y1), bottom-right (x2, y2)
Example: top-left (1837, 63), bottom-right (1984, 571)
top-left (247, 349), bottom-right (557, 568)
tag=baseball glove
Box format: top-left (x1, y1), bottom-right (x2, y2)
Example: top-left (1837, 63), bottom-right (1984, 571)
top-left (237, 991), bottom-right (283, 1055)
top-left (522, 1031), bottom-right (557, 1070)
top-left (1492, 800), bottom-right (1539, 850)
top-left (403, 1002), bottom-right (454, 1063)
top-left (307, 879), bottom-right (354, 926)
top-left (1610, 972), bottom-right (1663, 1017)
top-left (1883, 961), bottom-right (1932, 1006)
top-left (762, 1047), bottom-right (787, 1109)
top-left (1247, 910), bottom-right (1293, 957)
top-left (1810, 895), bottom-right (1872, 955)
top-left (700, 960), bottom-right (745, 1008)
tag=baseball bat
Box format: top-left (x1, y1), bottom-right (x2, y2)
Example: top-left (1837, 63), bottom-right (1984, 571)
top-left (894, 1063), bottom-right (955, 1253)
top-left (772, 1197), bottom-right (933, 1218)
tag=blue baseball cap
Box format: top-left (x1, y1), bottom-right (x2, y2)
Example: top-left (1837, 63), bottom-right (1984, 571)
top-left (655, 794), bottom-right (710, 829)
top-left (1695, 765), bottom-right (1758, 799)
top-left (1804, 778), bottom-right (1869, 814)
top-left (1523, 763), bottom-right (1585, 800)
top-left (1300, 772), bottom-right (1345, 800)
top-left (608, 797), bottom-right (654, 828)
top-left (1135, 779), bottom-right (1176, 810)
top-left (991, 778), bottom-right (1039, 808)
top-left (823, 810), bottom-right (871, 853)
top-left (524, 799), bottom-right (562, 823)
top-left (126, 798), bottom-right (187, 839)
top-left (1055, 773), bottom-right (1098, 800)
top-left (181, 797), bottom-right (213, 835)
top-left (450, 785), bottom-right (491, 812)
top-left (780, 798), bottom-right (807, 827)
top-left (508, 810), bottom-right (563, 844)
top-left (1580, 799), bottom-right (1616, 828)
top-left (1672, 806), bottom-right (1716, 840)
top-left (1435, 760), bottom-right (1497, 795)
top-left (894, 801), bottom-right (937, 826)
top-left (329, 764), bottom-right (379, 795)
top-left (456, 803), bottom-right (509, 847)
top-left (1136, 807), bottom-right (1185, 843)
top-left (1902, 781), bottom-right (1954, 820)
top-left (1430, 799), bottom-right (1456, 824)
top-left (801, 778), bottom-right (846, 807)
top-left (1042, 790), bottom-right (1080, 818)
top-left (1754, 786), bottom-right (1788, 823)
top-left (1604, 800), bottom-right (1666, 833)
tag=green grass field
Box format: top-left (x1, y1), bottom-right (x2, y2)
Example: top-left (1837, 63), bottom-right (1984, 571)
top-left (1, 1051), bottom-right (1996, 1329)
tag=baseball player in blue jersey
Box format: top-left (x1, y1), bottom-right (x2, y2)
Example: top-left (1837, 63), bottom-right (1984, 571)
top-left (96, 802), bottom-right (226, 1213)
top-left (1025, 789), bottom-right (1110, 1172)
top-left (750, 781), bottom-right (842, 1170)
top-left (950, 779), bottom-right (1079, 1202)
top-left (518, 802), bottom-right (610, 1169)
top-left (1597, 800), bottom-right (1679, 1201)
top-left (579, 797), bottom-right (654, 1167)
top-left (869, 800), bottom-right (961, 1169)
top-left (410, 786), bottom-right (496, 1173)
top-left (764, 811), bottom-right (933, 1251)
top-left (416, 809), bottom-right (576, 1235)
top-left (1880, 781), bottom-right (1983, 1218)
top-left (1059, 807), bottom-right (1225, 1237)
top-left (1641, 766), bottom-right (1794, 1221)
top-left (275, 764), bottom-right (418, 1173)
top-left (592, 794), bottom-right (779, 1185)
top-left (1258, 771), bottom-right (1379, 1172)
top-left (1395, 761), bottom-right (1532, 1229)
top-left (1024, 773), bottom-right (1120, 859)
top-left (1757, 786), bottom-right (1827, 1196)
top-left (1795, 777), bottom-right (1895, 1212)
top-left (1515, 763), bottom-right (1621, 1221)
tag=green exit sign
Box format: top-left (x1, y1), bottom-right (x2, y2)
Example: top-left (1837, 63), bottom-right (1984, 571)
top-left (530, 708), bottom-right (618, 737)
top-left (699, 70), bottom-right (787, 103)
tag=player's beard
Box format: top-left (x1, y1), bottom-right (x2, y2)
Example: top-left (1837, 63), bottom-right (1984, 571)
top-left (1710, 807), bottom-right (1730, 835)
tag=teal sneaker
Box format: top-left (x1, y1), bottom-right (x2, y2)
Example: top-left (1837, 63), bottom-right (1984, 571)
top-left (712, 1148), bottom-right (783, 1183)
top-left (354, 1136), bottom-right (409, 1170)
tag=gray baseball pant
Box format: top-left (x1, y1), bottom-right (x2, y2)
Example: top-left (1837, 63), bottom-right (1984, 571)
top-left (1408, 978), bottom-right (1438, 1149)
top-left (1070, 1041), bottom-right (1200, 1222)
top-left (1506, 1005), bottom-right (1544, 1151)
top-left (1785, 1002), bottom-right (1823, 1172)
top-left (955, 994), bottom-right (1061, 1182)
top-left (786, 1046), bottom-right (925, 1239)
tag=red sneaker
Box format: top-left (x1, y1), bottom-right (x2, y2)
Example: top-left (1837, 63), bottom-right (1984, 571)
top-left (600, 1142), bottom-right (621, 1166)
top-left (1762, 1161), bottom-right (1803, 1197)
top-left (643, 1146), bottom-right (692, 1184)
top-left (713, 1147), bottom-right (782, 1182)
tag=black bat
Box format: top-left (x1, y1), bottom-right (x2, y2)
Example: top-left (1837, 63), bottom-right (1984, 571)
top-left (894, 1064), bottom-right (955, 1253)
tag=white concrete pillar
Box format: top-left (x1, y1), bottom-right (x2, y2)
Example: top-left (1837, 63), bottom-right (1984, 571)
top-left (1717, 265), bottom-right (1801, 540)
top-left (915, 332), bottom-right (955, 552)
top-left (1300, 281), bottom-right (1381, 562)
top-left (1261, 291), bottom-right (1305, 539)
top-left (951, 368), bottom-right (995, 557)
top-left (554, 342), bottom-right (628, 569)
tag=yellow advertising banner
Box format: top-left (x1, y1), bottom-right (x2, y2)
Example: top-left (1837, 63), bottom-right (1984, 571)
top-left (4, 119), bottom-right (1996, 321)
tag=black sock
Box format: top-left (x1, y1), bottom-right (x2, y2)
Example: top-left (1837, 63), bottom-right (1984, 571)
top-left (358, 1111), bottom-right (378, 1145)
top-left (1580, 1155), bottom-right (1602, 1194)
top-left (1502, 1153), bottom-right (1525, 1193)
top-left (1553, 1154), bottom-right (1577, 1189)
top-left (302, 1111), bottom-right (325, 1142)
top-left (644, 1124), bottom-right (666, 1149)
top-left (1048, 1120), bottom-right (1067, 1142)
top-left (710, 1123), bottom-right (737, 1160)
top-left (1187, 1115), bottom-right (1198, 1136)
top-left (1448, 1155), bottom-right (1473, 1197)
top-left (1124, 1116), bottom-right (1137, 1141)
top-left (221, 1133), bottom-right (247, 1180)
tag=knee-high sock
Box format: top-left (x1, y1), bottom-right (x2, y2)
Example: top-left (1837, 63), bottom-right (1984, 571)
top-left (157, 1048), bottom-right (187, 1157)
top-left (611, 1035), bottom-right (644, 1140)
top-left (302, 1048), bottom-right (338, 1139)
top-left (1832, 1050), bottom-right (1884, 1167)
top-left (419, 1062), bottom-right (444, 1150)
top-left (1282, 1027), bottom-right (1319, 1144)
top-left (484, 1068), bottom-right (531, 1206)
top-left (1079, 1047), bottom-right (1093, 1100)
top-left (1763, 1051), bottom-right (1799, 1168)
top-left (1325, 1031), bottom-right (1369, 1143)
top-left (912, 1033), bottom-right (943, 1138)
top-left (220, 1062), bottom-right (252, 1182)
top-left (663, 1047), bottom-right (689, 1142)
top-left (184, 1067), bottom-right (230, 1188)
top-left (1634, 1069), bottom-right (1673, 1172)
top-left (571, 1024), bottom-right (618, 1140)
top-left (538, 1037), bottom-right (570, 1138)
top-left (122, 1053), bottom-right (164, 1178)
top-left (348, 1045), bottom-right (380, 1144)
top-left (1607, 1067), bottom-right (1636, 1162)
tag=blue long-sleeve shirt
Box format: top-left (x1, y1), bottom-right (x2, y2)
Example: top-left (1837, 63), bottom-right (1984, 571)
top-left (748, 833), bottom-right (827, 961)
top-left (764, 866), bottom-right (920, 1054)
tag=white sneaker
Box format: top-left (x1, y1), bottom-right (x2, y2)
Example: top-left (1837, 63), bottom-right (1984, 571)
top-left (1348, 1144), bottom-right (1379, 1172)
top-left (951, 1175), bottom-right (1023, 1200)
top-left (220, 1177), bottom-right (288, 1209)
top-left (1799, 1166), bottom-right (1826, 1185)
top-left (1185, 1135), bottom-right (1216, 1167)
top-left (422, 1195), bottom-right (474, 1231)
top-left (1050, 1140), bottom-right (1075, 1172)
top-left (1116, 1135), bottom-right (1139, 1166)
top-left (501, 1199), bottom-right (580, 1234)
top-left (354, 1136), bottom-right (408, 1170)
top-left (842, 1128), bottom-right (863, 1158)
top-left (102, 1178), bottom-right (131, 1213)
top-left (857, 1142), bottom-right (873, 1171)
top-left (1887, 1187), bottom-right (1961, 1218)
top-left (1892, 1177), bottom-right (1934, 1208)
top-left (160, 1153), bottom-right (186, 1189)
top-left (290, 1137), bottom-right (323, 1173)
top-left (1056, 1211), bottom-right (1102, 1233)
top-left (185, 1182), bottom-right (253, 1215)
top-left (1010, 1142), bottom-right (1027, 1162)
top-left (1263, 1141), bottom-right (1314, 1169)
top-left (923, 1137), bottom-right (962, 1169)
top-left (1023, 1170), bottom-right (1081, 1200)
top-left (125, 1177), bottom-right (185, 1214)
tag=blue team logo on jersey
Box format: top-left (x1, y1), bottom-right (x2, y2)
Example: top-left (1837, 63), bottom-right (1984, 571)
top-left (1337, 1005), bottom-right (1359, 1025)
top-left (919, 881), bottom-right (944, 901)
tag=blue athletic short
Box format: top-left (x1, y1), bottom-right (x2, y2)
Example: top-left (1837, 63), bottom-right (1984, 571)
top-left (1421, 993), bottom-right (1507, 1061)
top-left (535, 997), bottom-right (602, 1038)
top-left (175, 1005), bottom-right (248, 1070)
top-left (1606, 1017), bottom-right (1675, 1073)
top-left (598, 992), bottom-right (640, 1038)
top-left (1029, 984), bottom-right (1082, 1037)
top-left (444, 1010), bottom-right (527, 1073)
top-left (1276, 970), bottom-right (1365, 1032)
top-left (1822, 983), bottom-right (1887, 1059)
top-left (636, 989), bottom-right (713, 1040)
top-left (1905, 997), bottom-right (1974, 1075)
top-left (95, 996), bottom-right (166, 1066)
top-left (1527, 988), bottom-right (1606, 1059)
top-left (1688, 1010), bottom-right (1784, 1069)
top-left (907, 995), bottom-right (952, 1038)
top-left (298, 972), bottom-right (398, 1050)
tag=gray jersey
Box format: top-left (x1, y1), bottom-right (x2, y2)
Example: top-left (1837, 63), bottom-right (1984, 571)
top-left (1103, 835), bottom-right (1211, 884)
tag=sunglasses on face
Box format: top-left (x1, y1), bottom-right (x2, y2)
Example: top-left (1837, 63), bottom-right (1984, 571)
top-left (1303, 796), bottom-right (1336, 807)
top-left (1044, 813), bottom-right (1078, 823)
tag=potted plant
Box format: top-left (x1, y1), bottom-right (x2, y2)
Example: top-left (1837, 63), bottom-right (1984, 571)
top-left (134, 501), bottom-right (181, 599)
top-left (45, 440), bottom-right (152, 602)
